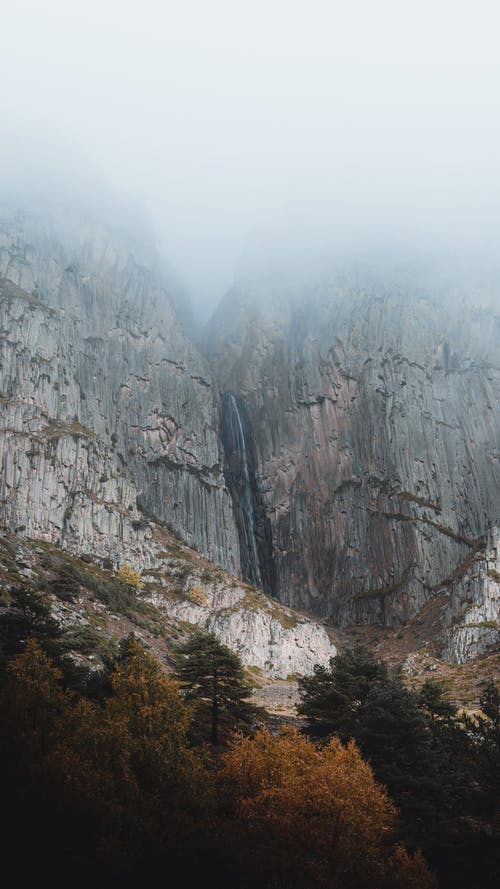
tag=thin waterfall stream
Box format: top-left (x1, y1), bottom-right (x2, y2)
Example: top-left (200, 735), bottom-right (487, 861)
top-left (220, 392), bottom-right (265, 589)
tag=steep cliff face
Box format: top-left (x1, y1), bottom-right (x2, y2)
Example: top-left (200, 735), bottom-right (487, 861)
top-left (208, 265), bottom-right (500, 630)
top-left (0, 199), bottom-right (498, 656)
top-left (0, 202), bottom-right (338, 678)
top-left (0, 200), bottom-right (239, 571)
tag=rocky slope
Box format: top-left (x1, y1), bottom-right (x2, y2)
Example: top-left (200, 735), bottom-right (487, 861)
top-left (0, 528), bottom-right (335, 681)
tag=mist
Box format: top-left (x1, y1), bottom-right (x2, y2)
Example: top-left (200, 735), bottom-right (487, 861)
top-left (2, 0), bottom-right (500, 319)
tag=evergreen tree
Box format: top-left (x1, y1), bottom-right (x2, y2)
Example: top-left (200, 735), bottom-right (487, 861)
top-left (357, 679), bottom-right (447, 825)
top-left (299, 649), bottom-right (463, 823)
top-left (175, 629), bottom-right (259, 743)
top-left (461, 678), bottom-right (500, 817)
top-left (479, 678), bottom-right (499, 726)
top-left (297, 647), bottom-right (500, 888)
top-left (0, 584), bottom-right (65, 682)
top-left (297, 644), bottom-right (389, 739)
top-left (418, 678), bottom-right (457, 722)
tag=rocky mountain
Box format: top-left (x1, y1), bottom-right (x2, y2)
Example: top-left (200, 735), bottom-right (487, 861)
top-left (208, 263), bottom-right (500, 661)
top-left (0, 199), bottom-right (498, 672)
top-left (0, 198), bottom-right (335, 679)
top-left (0, 198), bottom-right (239, 569)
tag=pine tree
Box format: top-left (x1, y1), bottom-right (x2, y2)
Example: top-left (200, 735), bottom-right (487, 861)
top-left (0, 584), bottom-right (65, 682)
top-left (418, 678), bottom-right (457, 721)
top-left (175, 629), bottom-right (259, 744)
top-left (297, 644), bottom-right (389, 738)
top-left (479, 678), bottom-right (499, 726)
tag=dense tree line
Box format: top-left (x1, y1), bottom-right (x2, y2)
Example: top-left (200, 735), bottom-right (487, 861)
top-left (298, 646), bottom-right (500, 889)
top-left (0, 585), bottom-right (434, 888)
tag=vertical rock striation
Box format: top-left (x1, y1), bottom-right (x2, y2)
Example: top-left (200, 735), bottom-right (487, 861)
top-left (208, 263), bottom-right (500, 628)
top-left (0, 199), bottom-right (239, 571)
top-left (0, 198), bottom-right (498, 647)
top-left (441, 526), bottom-right (500, 663)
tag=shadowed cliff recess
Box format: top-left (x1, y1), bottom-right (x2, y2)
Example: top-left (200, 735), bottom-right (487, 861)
top-left (219, 392), bottom-right (276, 596)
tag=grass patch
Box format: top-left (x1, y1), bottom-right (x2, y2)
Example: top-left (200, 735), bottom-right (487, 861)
top-left (399, 491), bottom-right (441, 513)
top-left (276, 611), bottom-right (300, 630)
top-left (41, 418), bottom-right (96, 441)
top-left (200, 567), bottom-right (217, 584)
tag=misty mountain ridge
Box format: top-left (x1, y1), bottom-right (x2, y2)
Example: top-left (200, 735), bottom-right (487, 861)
top-left (2, 7), bottom-right (500, 884)
top-left (0, 193), bottom-right (498, 679)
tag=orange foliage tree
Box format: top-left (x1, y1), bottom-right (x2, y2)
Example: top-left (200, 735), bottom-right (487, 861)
top-left (0, 639), bottom-right (434, 888)
top-left (221, 726), bottom-right (435, 889)
top-left (50, 635), bottom-right (213, 866)
top-left (0, 636), bottom-right (213, 874)
top-left (1, 637), bottom-right (69, 760)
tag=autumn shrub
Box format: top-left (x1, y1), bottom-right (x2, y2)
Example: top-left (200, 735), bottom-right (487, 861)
top-left (116, 563), bottom-right (143, 590)
top-left (186, 582), bottom-right (208, 605)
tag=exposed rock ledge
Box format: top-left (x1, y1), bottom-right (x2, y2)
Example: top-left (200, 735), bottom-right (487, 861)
top-left (441, 527), bottom-right (500, 663)
top-left (146, 576), bottom-right (335, 678)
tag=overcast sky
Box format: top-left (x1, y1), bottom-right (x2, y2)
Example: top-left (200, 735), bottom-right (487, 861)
top-left (1, 1), bottom-right (500, 316)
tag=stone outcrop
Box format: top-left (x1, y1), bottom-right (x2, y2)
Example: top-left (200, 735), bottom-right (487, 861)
top-left (441, 526), bottom-right (500, 663)
top-left (146, 573), bottom-right (335, 678)
top-left (0, 529), bottom-right (336, 680)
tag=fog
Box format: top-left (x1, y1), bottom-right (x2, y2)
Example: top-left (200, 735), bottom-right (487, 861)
top-left (1, 0), bottom-right (500, 318)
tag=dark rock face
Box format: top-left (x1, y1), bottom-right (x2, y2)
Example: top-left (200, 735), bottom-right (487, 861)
top-left (208, 267), bottom-right (500, 626)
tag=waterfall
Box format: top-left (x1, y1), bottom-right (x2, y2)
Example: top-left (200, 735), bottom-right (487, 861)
top-left (221, 393), bottom-right (264, 589)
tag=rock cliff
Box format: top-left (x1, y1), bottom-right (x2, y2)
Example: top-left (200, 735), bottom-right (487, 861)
top-left (0, 199), bottom-right (335, 677)
top-left (0, 199), bottom-right (498, 666)
top-left (209, 263), bottom-right (500, 643)
top-left (441, 526), bottom-right (500, 663)
top-left (0, 199), bottom-right (239, 570)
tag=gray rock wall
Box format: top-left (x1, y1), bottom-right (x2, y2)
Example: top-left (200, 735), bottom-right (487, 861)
top-left (0, 201), bottom-right (239, 571)
top-left (208, 267), bottom-right (500, 626)
top-left (1, 200), bottom-right (498, 640)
